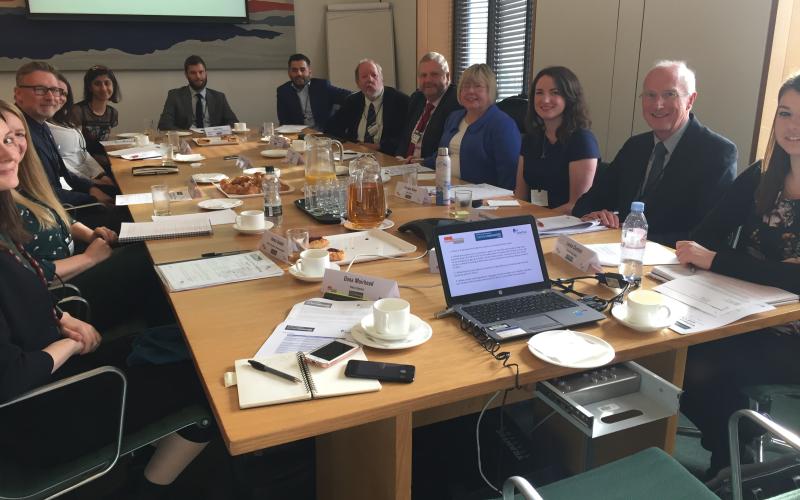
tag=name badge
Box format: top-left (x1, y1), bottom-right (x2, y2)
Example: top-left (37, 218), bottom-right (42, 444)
top-left (410, 129), bottom-right (422, 145)
top-left (531, 189), bottom-right (549, 207)
top-left (205, 125), bottom-right (232, 137)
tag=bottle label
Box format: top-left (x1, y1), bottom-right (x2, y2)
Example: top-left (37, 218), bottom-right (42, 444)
top-left (265, 204), bottom-right (283, 217)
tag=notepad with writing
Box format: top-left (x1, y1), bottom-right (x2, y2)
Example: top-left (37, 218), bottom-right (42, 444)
top-left (118, 219), bottom-right (212, 243)
top-left (234, 351), bottom-right (380, 409)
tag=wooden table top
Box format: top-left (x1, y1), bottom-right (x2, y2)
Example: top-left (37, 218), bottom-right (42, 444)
top-left (111, 134), bottom-right (800, 455)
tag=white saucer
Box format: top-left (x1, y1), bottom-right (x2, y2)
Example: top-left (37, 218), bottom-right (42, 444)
top-left (197, 198), bottom-right (242, 210)
top-left (351, 314), bottom-right (432, 349)
top-left (243, 167), bottom-right (266, 175)
top-left (192, 172), bottom-right (228, 183)
top-left (174, 131), bottom-right (192, 137)
top-left (233, 128), bottom-right (250, 133)
top-left (117, 132), bottom-right (141, 138)
top-left (261, 149), bottom-right (288, 158)
top-left (342, 219), bottom-right (394, 231)
top-left (287, 262), bottom-right (340, 282)
top-left (527, 330), bottom-right (615, 368)
top-left (233, 221), bottom-right (274, 234)
top-left (176, 154), bottom-right (206, 163)
top-left (611, 303), bottom-right (676, 332)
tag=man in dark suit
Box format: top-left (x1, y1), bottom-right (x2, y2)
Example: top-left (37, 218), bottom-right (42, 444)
top-left (158, 55), bottom-right (238, 130)
top-left (276, 53), bottom-right (351, 131)
top-left (572, 61), bottom-right (737, 247)
top-left (397, 52), bottom-right (462, 160)
top-left (325, 59), bottom-right (409, 155)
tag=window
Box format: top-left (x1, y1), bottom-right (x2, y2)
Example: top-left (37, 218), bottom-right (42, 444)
top-left (453, 0), bottom-right (535, 100)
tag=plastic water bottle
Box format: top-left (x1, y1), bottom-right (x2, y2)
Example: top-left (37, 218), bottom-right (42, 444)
top-left (435, 147), bottom-right (451, 206)
top-left (619, 201), bottom-right (648, 282)
top-left (262, 174), bottom-right (283, 226)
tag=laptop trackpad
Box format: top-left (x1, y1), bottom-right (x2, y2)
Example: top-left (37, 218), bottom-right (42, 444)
top-left (517, 315), bottom-right (560, 332)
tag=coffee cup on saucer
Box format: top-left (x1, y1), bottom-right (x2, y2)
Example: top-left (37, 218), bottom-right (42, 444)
top-left (233, 122), bottom-right (247, 132)
top-left (295, 248), bottom-right (330, 277)
top-left (625, 289), bottom-right (671, 326)
top-left (134, 134), bottom-right (150, 146)
top-left (236, 210), bottom-right (265, 231)
top-left (372, 298), bottom-right (411, 341)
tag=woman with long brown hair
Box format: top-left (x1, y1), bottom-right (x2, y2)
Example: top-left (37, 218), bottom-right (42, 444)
top-left (676, 73), bottom-right (800, 477)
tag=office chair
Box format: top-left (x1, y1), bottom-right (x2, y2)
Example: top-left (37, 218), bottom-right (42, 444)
top-left (0, 366), bottom-right (211, 500)
top-left (48, 282), bottom-right (91, 322)
top-left (500, 409), bottom-right (800, 500)
top-left (741, 385), bottom-right (800, 462)
top-left (496, 94), bottom-right (528, 134)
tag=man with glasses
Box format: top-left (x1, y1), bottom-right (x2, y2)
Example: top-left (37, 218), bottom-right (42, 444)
top-left (325, 59), bottom-right (409, 155)
top-left (276, 53), bottom-right (351, 131)
top-left (14, 61), bottom-right (114, 208)
top-left (572, 60), bottom-right (737, 246)
top-left (158, 55), bottom-right (238, 131)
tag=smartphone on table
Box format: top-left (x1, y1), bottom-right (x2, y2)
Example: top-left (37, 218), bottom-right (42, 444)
top-left (304, 339), bottom-right (361, 368)
top-left (344, 360), bottom-right (415, 383)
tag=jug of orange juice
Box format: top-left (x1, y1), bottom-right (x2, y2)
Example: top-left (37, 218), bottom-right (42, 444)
top-left (304, 136), bottom-right (342, 186)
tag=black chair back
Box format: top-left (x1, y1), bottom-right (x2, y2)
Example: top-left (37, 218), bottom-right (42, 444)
top-left (497, 94), bottom-right (528, 133)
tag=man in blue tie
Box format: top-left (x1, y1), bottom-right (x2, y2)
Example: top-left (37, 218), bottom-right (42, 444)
top-left (572, 60), bottom-right (737, 247)
top-left (276, 53), bottom-right (351, 131)
top-left (158, 55), bottom-right (239, 131)
top-left (325, 59), bottom-right (409, 155)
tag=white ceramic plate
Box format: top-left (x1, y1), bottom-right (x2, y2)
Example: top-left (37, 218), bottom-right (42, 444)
top-left (117, 132), bottom-right (141, 138)
top-left (175, 153), bottom-right (206, 163)
top-left (322, 229), bottom-right (416, 265)
top-left (342, 219), bottom-right (394, 231)
top-left (261, 149), bottom-right (288, 158)
top-left (197, 198), bottom-right (242, 210)
top-left (193, 137), bottom-right (239, 147)
top-left (233, 128), bottom-right (251, 133)
top-left (232, 221), bottom-right (274, 235)
top-left (611, 303), bottom-right (677, 332)
top-left (243, 167), bottom-right (266, 175)
top-left (527, 330), bottom-right (615, 369)
top-left (192, 172), bottom-right (228, 184)
top-left (351, 314), bottom-right (432, 350)
top-left (173, 131), bottom-right (192, 137)
top-left (287, 262), bottom-right (341, 282)
top-left (213, 182), bottom-right (294, 199)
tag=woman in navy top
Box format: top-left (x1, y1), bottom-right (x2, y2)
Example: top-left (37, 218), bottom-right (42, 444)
top-left (515, 66), bottom-right (599, 213)
top-left (425, 64), bottom-right (520, 190)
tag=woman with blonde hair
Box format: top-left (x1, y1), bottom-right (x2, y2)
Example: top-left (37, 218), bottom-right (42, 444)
top-left (424, 64), bottom-right (520, 190)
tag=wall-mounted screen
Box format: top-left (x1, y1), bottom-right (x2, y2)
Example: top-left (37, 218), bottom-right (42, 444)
top-left (26, 0), bottom-right (248, 22)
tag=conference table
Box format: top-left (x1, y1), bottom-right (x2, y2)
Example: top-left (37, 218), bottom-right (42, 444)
top-left (111, 132), bottom-right (800, 500)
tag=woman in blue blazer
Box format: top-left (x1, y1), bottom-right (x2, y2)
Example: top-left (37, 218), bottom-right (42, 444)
top-left (425, 64), bottom-right (520, 190)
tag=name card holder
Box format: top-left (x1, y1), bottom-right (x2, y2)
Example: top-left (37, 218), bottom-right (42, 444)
top-left (286, 149), bottom-right (304, 165)
top-left (321, 269), bottom-right (400, 301)
top-left (393, 182), bottom-right (434, 205)
top-left (554, 235), bottom-right (602, 272)
top-left (205, 125), bottom-right (232, 137)
top-left (259, 231), bottom-right (290, 264)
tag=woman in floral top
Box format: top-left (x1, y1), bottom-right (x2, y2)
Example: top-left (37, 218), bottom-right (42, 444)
top-left (677, 73), bottom-right (800, 477)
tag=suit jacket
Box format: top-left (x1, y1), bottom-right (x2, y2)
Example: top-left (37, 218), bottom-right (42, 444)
top-left (276, 78), bottom-right (351, 131)
top-left (325, 86), bottom-right (409, 155)
top-left (396, 84), bottom-right (462, 158)
top-left (157, 86), bottom-right (238, 130)
top-left (572, 114), bottom-right (737, 247)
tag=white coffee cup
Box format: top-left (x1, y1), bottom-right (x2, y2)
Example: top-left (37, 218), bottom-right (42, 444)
top-left (135, 134), bottom-right (150, 146)
top-left (236, 210), bottom-right (265, 230)
top-left (291, 139), bottom-right (306, 152)
top-left (626, 289), bottom-right (670, 326)
top-left (295, 248), bottom-right (330, 277)
top-left (233, 122), bottom-right (247, 131)
top-left (372, 298), bottom-right (411, 340)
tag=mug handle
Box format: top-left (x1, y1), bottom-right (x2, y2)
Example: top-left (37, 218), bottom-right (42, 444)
top-left (657, 305), bottom-right (671, 320)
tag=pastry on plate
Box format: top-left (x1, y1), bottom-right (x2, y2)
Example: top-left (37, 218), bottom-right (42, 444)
top-left (327, 248), bottom-right (345, 262)
top-left (307, 236), bottom-right (330, 249)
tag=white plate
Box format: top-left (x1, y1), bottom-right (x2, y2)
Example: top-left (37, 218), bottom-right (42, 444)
top-left (243, 167), bottom-right (266, 175)
top-left (117, 132), bottom-right (141, 138)
top-left (261, 149), bottom-right (288, 158)
top-left (193, 137), bottom-right (239, 147)
top-left (213, 182), bottom-right (294, 199)
top-left (174, 131), bottom-right (192, 137)
top-left (232, 128), bottom-right (250, 133)
top-left (527, 330), bottom-right (615, 369)
top-left (175, 153), bottom-right (206, 163)
top-left (233, 221), bottom-right (274, 235)
top-left (287, 262), bottom-right (341, 282)
top-left (323, 229), bottom-right (417, 265)
top-left (351, 314), bottom-right (432, 350)
top-left (197, 198), bottom-right (242, 210)
top-left (611, 303), bottom-right (676, 332)
top-left (192, 172), bottom-right (227, 183)
top-left (342, 219), bottom-right (394, 231)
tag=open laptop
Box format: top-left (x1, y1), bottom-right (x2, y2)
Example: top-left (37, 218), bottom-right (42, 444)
top-left (433, 215), bottom-right (605, 342)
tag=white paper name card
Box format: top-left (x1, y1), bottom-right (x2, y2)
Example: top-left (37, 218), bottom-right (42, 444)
top-left (321, 269), bottom-right (400, 301)
top-left (205, 125), bottom-right (232, 137)
top-left (286, 149), bottom-right (304, 165)
top-left (393, 182), bottom-right (433, 205)
top-left (554, 235), bottom-right (601, 272)
top-left (259, 231), bottom-right (290, 263)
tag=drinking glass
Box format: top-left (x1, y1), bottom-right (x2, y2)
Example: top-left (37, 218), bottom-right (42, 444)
top-left (151, 185), bottom-right (171, 216)
top-left (286, 228), bottom-right (309, 263)
top-left (451, 190), bottom-right (472, 220)
top-left (262, 122), bottom-right (275, 141)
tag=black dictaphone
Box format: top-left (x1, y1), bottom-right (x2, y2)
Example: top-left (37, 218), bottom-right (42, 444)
top-left (344, 360), bottom-right (415, 383)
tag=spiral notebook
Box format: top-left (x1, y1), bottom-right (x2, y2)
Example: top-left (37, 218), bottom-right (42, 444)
top-left (118, 219), bottom-right (212, 243)
top-left (234, 351), bottom-right (381, 409)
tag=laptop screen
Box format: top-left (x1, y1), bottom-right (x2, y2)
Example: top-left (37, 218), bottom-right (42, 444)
top-left (435, 216), bottom-right (549, 304)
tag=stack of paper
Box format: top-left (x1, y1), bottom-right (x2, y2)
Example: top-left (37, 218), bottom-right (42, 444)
top-left (155, 251), bottom-right (283, 292)
top-left (537, 215), bottom-right (606, 237)
top-left (118, 219), bottom-right (212, 243)
top-left (586, 242), bottom-right (679, 266)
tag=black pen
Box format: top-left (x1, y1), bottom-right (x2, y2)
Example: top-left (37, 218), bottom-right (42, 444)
top-left (201, 250), bottom-right (247, 258)
top-left (248, 359), bottom-right (302, 383)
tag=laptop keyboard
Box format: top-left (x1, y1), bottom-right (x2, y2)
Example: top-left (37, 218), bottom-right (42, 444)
top-left (462, 292), bottom-right (575, 324)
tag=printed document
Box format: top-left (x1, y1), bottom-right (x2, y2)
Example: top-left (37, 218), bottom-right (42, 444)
top-left (586, 241), bottom-right (679, 266)
top-left (155, 251), bottom-right (282, 292)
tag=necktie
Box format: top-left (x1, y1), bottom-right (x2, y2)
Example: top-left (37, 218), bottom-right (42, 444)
top-left (643, 141), bottom-right (667, 196)
top-left (364, 103), bottom-right (376, 144)
top-left (194, 94), bottom-right (204, 129)
top-left (406, 101), bottom-right (435, 157)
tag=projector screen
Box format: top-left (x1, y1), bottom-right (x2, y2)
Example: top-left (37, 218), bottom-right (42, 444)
top-left (26, 0), bottom-right (248, 21)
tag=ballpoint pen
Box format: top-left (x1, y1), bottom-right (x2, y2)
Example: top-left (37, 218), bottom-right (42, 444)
top-left (201, 250), bottom-right (247, 258)
top-left (247, 360), bottom-right (302, 383)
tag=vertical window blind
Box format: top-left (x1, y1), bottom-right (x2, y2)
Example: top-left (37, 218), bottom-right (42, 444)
top-left (453, 0), bottom-right (534, 100)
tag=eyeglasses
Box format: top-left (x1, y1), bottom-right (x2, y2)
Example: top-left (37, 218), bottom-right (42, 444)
top-left (640, 90), bottom-right (686, 102)
top-left (18, 85), bottom-right (67, 97)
